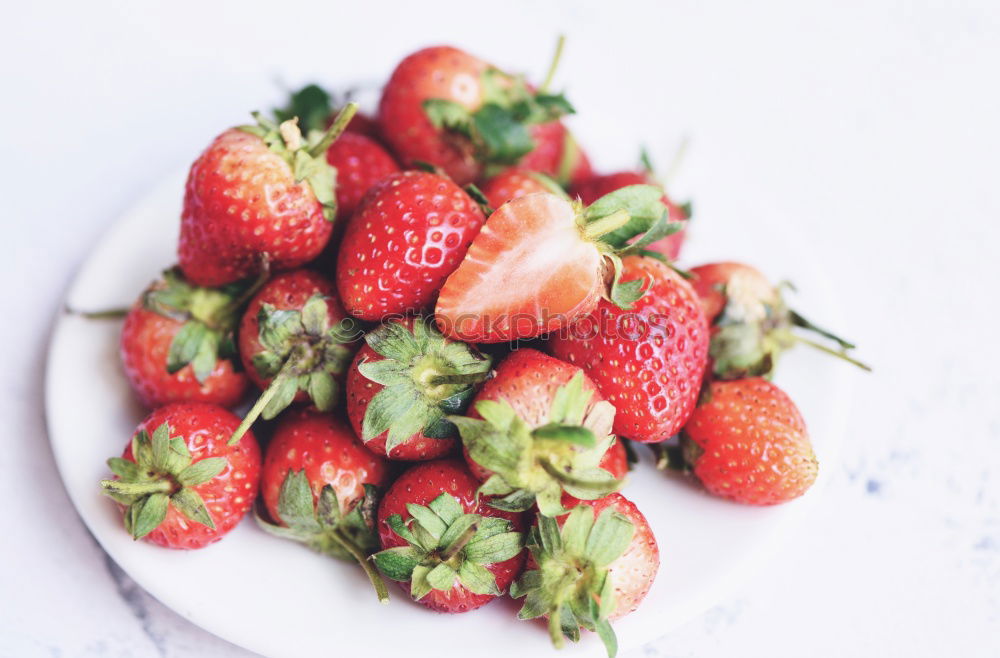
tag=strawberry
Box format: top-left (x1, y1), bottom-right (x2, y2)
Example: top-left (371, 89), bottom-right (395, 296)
top-left (99, 403), bottom-right (261, 549)
top-left (572, 169), bottom-right (690, 261)
top-left (548, 255), bottom-right (709, 443)
top-left (231, 270), bottom-right (361, 443)
top-left (377, 46), bottom-right (575, 184)
top-left (325, 132), bottom-right (400, 222)
top-left (257, 409), bottom-right (392, 600)
top-left (346, 316), bottom-right (491, 461)
top-left (511, 493), bottom-right (659, 657)
top-left (689, 261), bottom-right (870, 379)
top-left (120, 267), bottom-right (250, 408)
top-left (373, 459), bottom-right (526, 613)
top-left (451, 348), bottom-right (622, 516)
top-left (435, 185), bottom-right (680, 343)
top-left (681, 378), bottom-right (818, 505)
top-left (336, 170), bottom-right (486, 322)
top-left (177, 105), bottom-right (357, 286)
top-left (520, 120), bottom-right (594, 186)
top-left (479, 167), bottom-right (564, 209)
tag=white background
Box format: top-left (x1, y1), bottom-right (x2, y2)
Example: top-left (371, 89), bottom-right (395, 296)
top-left (3, 1), bottom-right (998, 656)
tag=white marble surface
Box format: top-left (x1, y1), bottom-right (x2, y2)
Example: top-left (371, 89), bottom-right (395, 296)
top-left (2, 1), bottom-right (998, 656)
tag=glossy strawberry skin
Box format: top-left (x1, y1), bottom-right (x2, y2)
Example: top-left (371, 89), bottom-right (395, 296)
top-left (555, 493), bottom-right (658, 620)
top-left (238, 270), bottom-right (352, 395)
top-left (119, 403), bottom-right (261, 550)
top-left (346, 339), bottom-right (458, 461)
top-left (121, 306), bottom-right (247, 409)
top-left (549, 256), bottom-right (709, 443)
top-left (178, 129), bottom-right (333, 287)
top-left (683, 378), bottom-right (817, 505)
top-left (688, 262), bottom-right (776, 323)
top-left (480, 168), bottom-right (553, 209)
top-left (378, 46), bottom-right (489, 184)
top-left (325, 132), bottom-right (400, 222)
top-left (572, 171), bottom-right (688, 260)
top-left (377, 459), bottom-right (526, 613)
top-left (261, 409), bottom-right (390, 523)
top-left (336, 171), bottom-right (485, 322)
top-left (462, 348), bottom-right (622, 481)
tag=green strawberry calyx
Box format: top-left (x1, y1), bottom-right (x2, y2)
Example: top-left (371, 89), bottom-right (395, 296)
top-left (577, 184), bottom-right (686, 310)
top-left (423, 66), bottom-right (574, 168)
top-left (511, 505), bottom-right (635, 658)
top-left (143, 266), bottom-right (264, 384)
top-left (709, 277), bottom-right (871, 379)
top-left (357, 317), bottom-right (492, 455)
top-left (229, 295), bottom-right (361, 444)
top-left (239, 102), bottom-right (358, 222)
top-left (450, 372), bottom-right (622, 517)
top-left (373, 493), bottom-right (524, 601)
top-left (99, 423), bottom-right (227, 540)
top-left (255, 471), bottom-right (389, 603)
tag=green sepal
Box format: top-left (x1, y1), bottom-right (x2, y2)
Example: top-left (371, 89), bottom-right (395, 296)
top-left (246, 297), bottom-right (358, 423)
top-left (511, 505), bottom-right (635, 657)
top-left (274, 83), bottom-right (333, 135)
top-left (583, 185), bottom-right (667, 249)
top-left (423, 67), bottom-right (575, 168)
top-left (372, 492), bottom-right (524, 600)
top-left (357, 317), bottom-right (491, 453)
top-left (100, 422), bottom-right (229, 540)
top-left (143, 267), bottom-right (250, 384)
top-left (451, 373), bottom-right (622, 518)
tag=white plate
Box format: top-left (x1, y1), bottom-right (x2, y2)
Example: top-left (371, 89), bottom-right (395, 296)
top-left (46, 168), bottom-right (851, 658)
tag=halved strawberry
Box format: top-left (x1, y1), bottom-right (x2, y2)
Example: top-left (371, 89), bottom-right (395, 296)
top-left (435, 186), bottom-right (680, 343)
top-left (479, 167), bottom-right (564, 209)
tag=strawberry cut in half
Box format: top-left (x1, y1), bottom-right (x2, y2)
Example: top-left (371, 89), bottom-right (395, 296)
top-left (435, 185), bottom-right (682, 343)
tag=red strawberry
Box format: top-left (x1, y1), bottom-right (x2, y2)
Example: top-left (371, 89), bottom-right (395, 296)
top-left (572, 170), bottom-right (690, 260)
top-left (336, 170), bottom-right (485, 322)
top-left (689, 262), bottom-right (870, 379)
top-left (435, 185), bottom-right (673, 343)
top-left (549, 255), bottom-right (709, 443)
top-left (232, 270), bottom-right (361, 443)
top-left (99, 403), bottom-right (261, 549)
top-left (257, 409), bottom-right (392, 600)
top-left (347, 317), bottom-right (491, 461)
top-left (520, 120), bottom-right (594, 185)
top-left (377, 46), bottom-right (575, 184)
top-left (451, 348), bottom-right (623, 516)
top-left (178, 106), bottom-right (356, 286)
top-left (479, 167), bottom-right (563, 209)
top-left (325, 132), bottom-right (400, 222)
top-left (373, 459), bottom-right (526, 613)
top-left (511, 492), bottom-right (659, 656)
top-left (120, 268), bottom-right (249, 409)
top-left (681, 378), bottom-right (818, 505)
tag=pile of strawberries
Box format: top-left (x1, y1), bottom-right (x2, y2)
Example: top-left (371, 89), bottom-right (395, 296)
top-left (99, 41), bottom-right (867, 656)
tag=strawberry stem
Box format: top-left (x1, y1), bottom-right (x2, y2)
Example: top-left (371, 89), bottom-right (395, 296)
top-left (100, 479), bottom-right (173, 496)
top-left (582, 208), bottom-right (631, 241)
top-left (331, 527), bottom-right (391, 604)
top-left (428, 372), bottom-right (491, 387)
top-left (228, 357), bottom-right (299, 445)
top-left (67, 306), bottom-right (130, 319)
top-left (439, 521), bottom-right (479, 562)
top-left (790, 334), bottom-right (872, 371)
top-left (308, 101), bottom-right (359, 157)
top-left (540, 35), bottom-right (566, 93)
